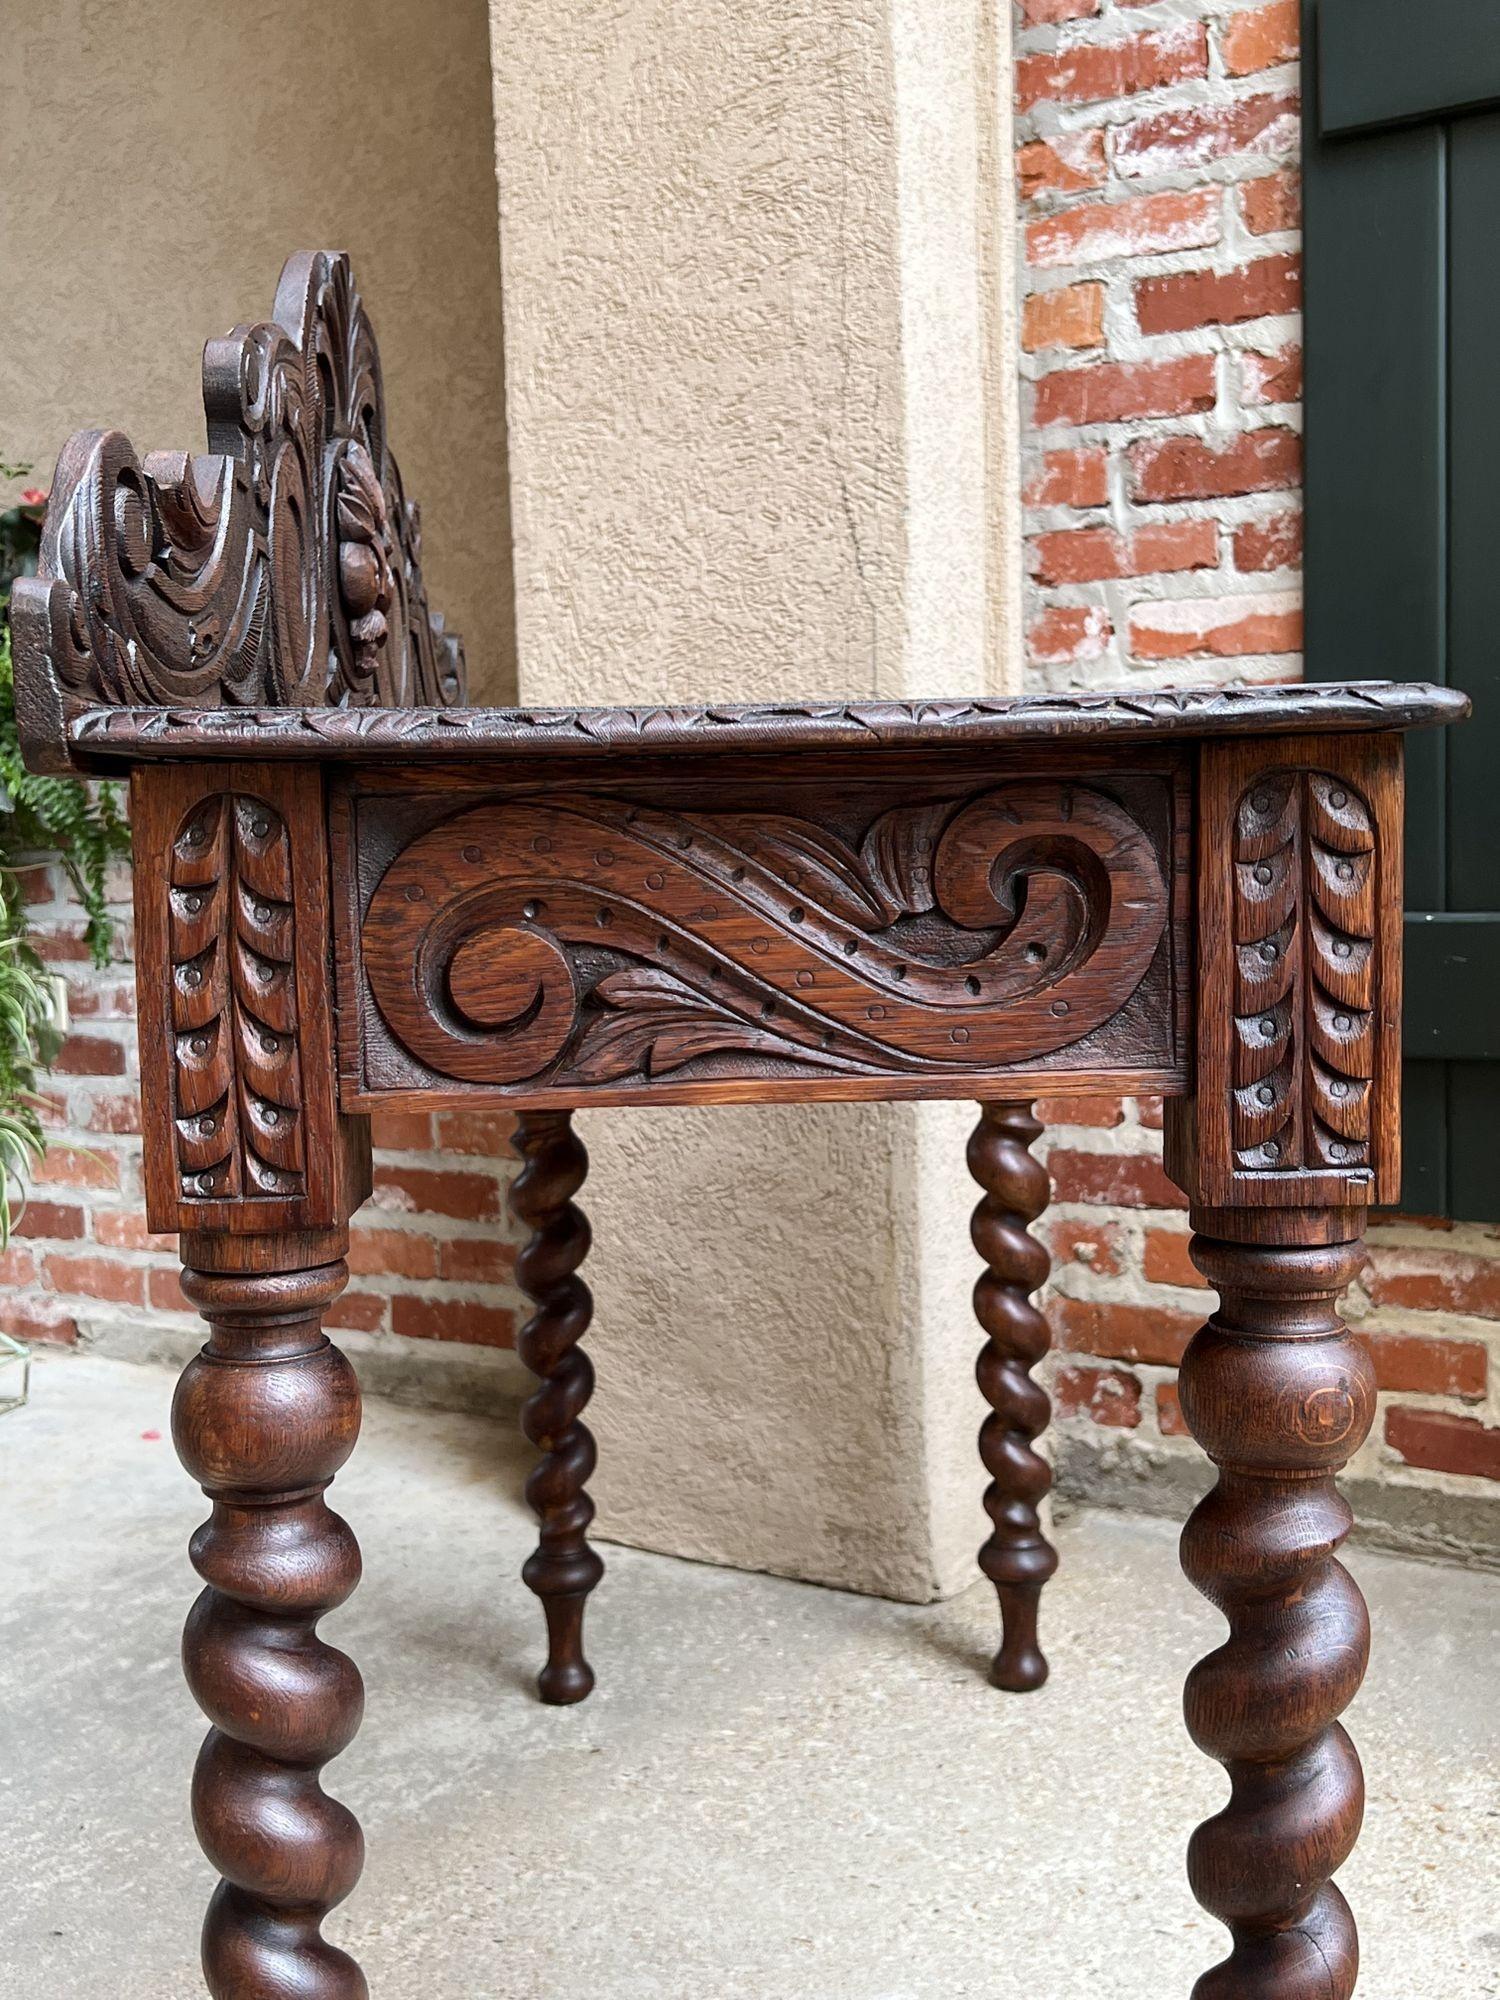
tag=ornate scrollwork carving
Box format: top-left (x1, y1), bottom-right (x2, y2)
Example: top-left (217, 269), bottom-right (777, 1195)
top-left (9, 251), bottom-right (464, 769)
top-left (171, 794), bottom-right (306, 1204)
top-left (360, 780), bottom-right (1171, 1089)
top-left (1232, 772), bottom-right (1375, 1174)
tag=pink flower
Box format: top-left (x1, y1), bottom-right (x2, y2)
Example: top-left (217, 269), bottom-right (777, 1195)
top-left (19, 487), bottom-right (47, 509)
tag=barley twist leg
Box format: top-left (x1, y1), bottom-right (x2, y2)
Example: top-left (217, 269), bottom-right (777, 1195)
top-left (969, 1100), bottom-right (1058, 1692)
top-left (509, 1110), bottom-right (603, 1705)
top-left (1179, 1207), bottom-right (1375, 2000)
top-left (173, 1232), bottom-right (367, 2000)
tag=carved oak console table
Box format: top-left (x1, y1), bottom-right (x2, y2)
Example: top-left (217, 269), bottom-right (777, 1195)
top-left (11, 254), bottom-right (1469, 2000)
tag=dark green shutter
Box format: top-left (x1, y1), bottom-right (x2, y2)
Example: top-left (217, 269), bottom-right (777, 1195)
top-left (1304, 0), bottom-right (1500, 1219)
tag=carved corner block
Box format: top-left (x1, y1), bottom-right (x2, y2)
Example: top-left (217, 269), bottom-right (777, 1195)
top-left (132, 762), bottom-right (370, 1236)
top-left (1166, 732), bottom-right (1404, 1210)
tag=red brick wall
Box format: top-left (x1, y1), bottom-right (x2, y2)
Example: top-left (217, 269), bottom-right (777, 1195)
top-left (1019, 0), bottom-right (1302, 687)
top-left (7, 859), bottom-right (524, 1398)
top-left (1018, 0), bottom-right (1500, 1548)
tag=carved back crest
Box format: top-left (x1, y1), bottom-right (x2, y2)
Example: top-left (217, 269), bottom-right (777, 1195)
top-left (8, 251), bottom-right (466, 771)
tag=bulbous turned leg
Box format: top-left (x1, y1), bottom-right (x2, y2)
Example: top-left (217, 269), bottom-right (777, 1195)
top-left (509, 1111), bottom-right (603, 1705)
top-left (1178, 1206), bottom-right (1376, 2000)
top-left (171, 1229), bottom-right (368, 2000)
top-left (969, 1100), bottom-right (1058, 1693)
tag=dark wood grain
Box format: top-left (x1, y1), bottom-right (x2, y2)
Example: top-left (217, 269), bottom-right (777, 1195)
top-left (1160, 733), bottom-right (1405, 1997)
top-left (132, 762), bottom-right (369, 1237)
top-left (1166, 733), bottom-right (1405, 1210)
top-left (508, 1112), bottom-right (603, 1705)
top-left (133, 752), bottom-right (375, 1994)
top-left (53, 678), bottom-right (1468, 771)
top-left (358, 777), bottom-right (1173, 1096)
top-left (173, 1228), bottom-right (368, 2000)
top-left (337, 753), bottom-right (1192, 1110)
top-left (1176, 1205), bottom-right (1375, 2000)
top-left (969, 1102), bottom-right (1057, 1692)
top-left (14, 247), bottom-right (1475, 1999)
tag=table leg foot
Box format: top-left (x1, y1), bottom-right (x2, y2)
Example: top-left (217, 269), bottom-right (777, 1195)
top-left (511, 1110), bottom-right (604, 1705)
top-left (969, 1101), bottom-right (1057, 1693)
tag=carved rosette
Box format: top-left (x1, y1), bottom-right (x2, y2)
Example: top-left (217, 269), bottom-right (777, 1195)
top-left (9, 251), bottom-right (464, 770)
top-left (1232, 772), bottom-right (1375, 1175)
top-left (171, 794), bottom-right (305, 1203)
top-left (360, 780), bottom-right (1172, 1090)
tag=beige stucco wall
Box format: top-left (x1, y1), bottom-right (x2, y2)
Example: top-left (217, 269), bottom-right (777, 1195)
top-left (490, 1), bottom-right (1018, 706)
top-left (491, 0), bottom-right (1021, 1599)
top-left (2, 0), bottom-right (515, 701)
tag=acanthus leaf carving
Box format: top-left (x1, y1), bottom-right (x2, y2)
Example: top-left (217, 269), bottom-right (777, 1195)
top-left (569, 968), bottom-right (858, 1084)
top-left (170, 794), bottom-right (305, 1204)
top-left (334, 438), bottom-right (395, 694)
top-left (1231, 770), bottom-right (1376, 1174)
top-left (359, 779), bottom-right (1174, 1092)
top-left (700, 814), bottom-right (896, 930)
top-left (858, 799), bottom-right (958, 919)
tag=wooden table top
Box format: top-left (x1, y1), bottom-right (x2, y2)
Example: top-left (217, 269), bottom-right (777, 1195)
top-left (55, 679), bottom-right (1470, 769)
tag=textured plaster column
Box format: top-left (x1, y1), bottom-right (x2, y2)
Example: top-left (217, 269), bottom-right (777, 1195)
top-left (489, 0), bottom-right (1021, 1598)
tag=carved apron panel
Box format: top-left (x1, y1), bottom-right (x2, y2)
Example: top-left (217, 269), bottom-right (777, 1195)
top-left (347, 774), bottom-right (1184, 1102)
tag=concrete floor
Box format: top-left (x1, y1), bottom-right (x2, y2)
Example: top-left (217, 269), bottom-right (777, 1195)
top-left (3, 1353), bottom-right (1498, 2000)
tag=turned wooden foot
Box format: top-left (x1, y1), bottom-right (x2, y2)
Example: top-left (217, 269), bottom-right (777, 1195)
top-left (172, 1230), bottom-right (367, 2000)
top-left (1178, 1206), bottom-right (1376, 2000)
top-left (968, 1100), bottom-right (1058, 1693)
top-left (509, 1110), bottom-right (604, 1705)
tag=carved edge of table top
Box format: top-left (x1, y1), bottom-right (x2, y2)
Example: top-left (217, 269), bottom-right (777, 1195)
top-left (59, 680), bottom-right (1469, 767)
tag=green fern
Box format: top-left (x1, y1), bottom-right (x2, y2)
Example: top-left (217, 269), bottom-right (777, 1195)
top-left (0, 635), bottom-right (130, 964)
top-left (0, 480), bottom-right (133, 1236)
top-left (0, 858), bottom-right (60, 1246)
